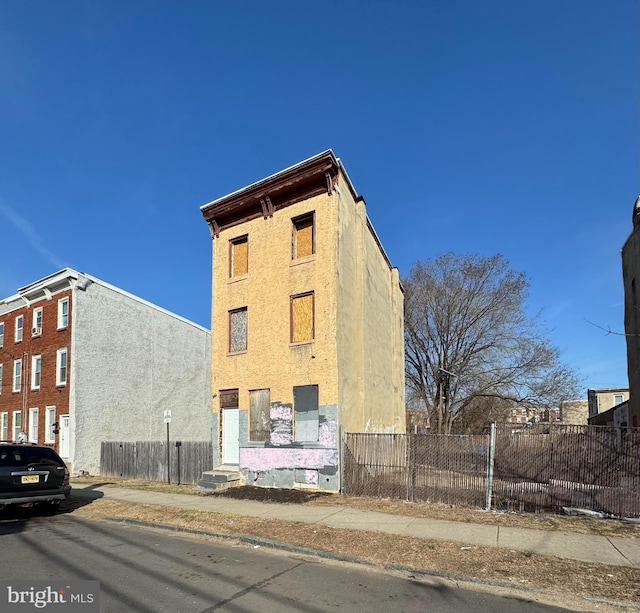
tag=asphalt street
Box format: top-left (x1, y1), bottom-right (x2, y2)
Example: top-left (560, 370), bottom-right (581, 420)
top-left (0, 512), bottom-right (575, 613)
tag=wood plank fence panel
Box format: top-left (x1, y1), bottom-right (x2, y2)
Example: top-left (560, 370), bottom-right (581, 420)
top-left (100, 441), bottom-right (213, 485)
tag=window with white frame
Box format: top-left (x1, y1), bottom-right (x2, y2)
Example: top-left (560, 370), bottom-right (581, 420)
top-left (15, 315), bottom-right (23, 342)
top-left (0, 412), bottom-right (7, 440)
top-left (13, 411), bottom-right (22, 441)
top-left (58, 298), bottom-right (69, 329)
top-left (0, 322), bottom-right (4, 348)
top-left (29, 408), bottom-right (38, 443)
top-left (13, 359), bottom-right (22, 393)
top-left (45, 407), bottom-right (56, 443)
top-left (56, 349), bottom-right (68, 385)
top-left (0, 363), bottom-right (3, 395)
top-left (614, 394), bottom-right (624, 406)
top-left (32, 308), bottom-right (43, 336)
top-left (31, 355), bottom-right (41, 390)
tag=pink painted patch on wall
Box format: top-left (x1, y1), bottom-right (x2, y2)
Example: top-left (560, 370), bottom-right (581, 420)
top-left (270, 404), bottom-right (293, 446)
top-left (318, 419), bottom-right (337, 447)
top-left (240, 447), bottom-right (338, 471)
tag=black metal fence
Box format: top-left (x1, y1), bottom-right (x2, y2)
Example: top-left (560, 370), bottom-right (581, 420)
top-left (343, 426), bottom-right (640, 517)
top-left (100, 441), bottom-right (213, 485)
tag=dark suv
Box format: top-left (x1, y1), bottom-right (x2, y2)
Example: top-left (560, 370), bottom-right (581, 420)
top-left (0, 443), bottom-right (71, 513)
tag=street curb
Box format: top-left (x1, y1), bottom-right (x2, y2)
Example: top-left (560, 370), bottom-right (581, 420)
top-left (103, 516), bottom-right (640, 610)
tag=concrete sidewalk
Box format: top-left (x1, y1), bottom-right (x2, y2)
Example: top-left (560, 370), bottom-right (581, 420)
top-left (72, 485), bottom-right (639, 569)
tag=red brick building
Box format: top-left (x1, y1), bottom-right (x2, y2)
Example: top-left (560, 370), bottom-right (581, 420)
top-left (0, 279), bottom-right (72, 455)
top-left (0, 269), bottom-right (212, 474)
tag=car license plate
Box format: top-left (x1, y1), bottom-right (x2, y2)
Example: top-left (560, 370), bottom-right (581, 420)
top-left (21, 475), bottom-right (39, 484)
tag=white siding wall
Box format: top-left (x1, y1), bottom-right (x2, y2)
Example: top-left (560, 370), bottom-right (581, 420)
top-left (70, 280), bottom-right (211, 474)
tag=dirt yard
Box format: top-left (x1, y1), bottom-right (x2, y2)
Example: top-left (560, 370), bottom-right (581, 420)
top-left (68, 479), bottom-right (640, 611)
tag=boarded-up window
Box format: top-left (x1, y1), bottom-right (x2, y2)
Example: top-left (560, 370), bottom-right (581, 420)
top-left (230, 235), bottom-right (248, 277)
top-left (292, 213), bottom-right (314, 259)
top-left (294, 385), bottom-right (319, 442)
top-left (220, 389), bottom-right (239, 408)
top-left (291, 292), bottom-right (314, 343)
top-left (229, 307), bottom-right (247, 353)
top-left (249, 388), bottom-right (271, 441)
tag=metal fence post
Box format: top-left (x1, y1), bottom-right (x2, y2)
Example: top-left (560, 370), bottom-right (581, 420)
top-left (484, 422), bottom-right (496, 510)
top-left (406, 433), bottom-right (411, 502)
top-left (339, 425), bottom-right (344, 494)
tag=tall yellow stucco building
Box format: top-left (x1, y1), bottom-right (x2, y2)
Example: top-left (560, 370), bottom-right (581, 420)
top-left (200, 151), bottom-right (405, 490)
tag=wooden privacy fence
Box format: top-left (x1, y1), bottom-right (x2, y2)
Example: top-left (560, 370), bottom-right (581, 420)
top-left (342, 426), bottom-right (640, 517)
top-left (100, 441), bottom-right (213, 485)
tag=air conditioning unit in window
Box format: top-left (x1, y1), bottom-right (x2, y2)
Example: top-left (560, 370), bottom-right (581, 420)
top-left (32, 327), bottom-right (41, 336)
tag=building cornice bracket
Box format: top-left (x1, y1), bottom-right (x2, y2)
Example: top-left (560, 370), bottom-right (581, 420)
top-left (209, 219), bottom-right (220, 239)
top-left (260, 196), bottom-right (275, 219)
top-left (325, 172), bottom-right (333, 195)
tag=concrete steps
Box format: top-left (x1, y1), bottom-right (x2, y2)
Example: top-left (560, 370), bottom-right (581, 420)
top-left (197, 466), bottom-right (242, 491)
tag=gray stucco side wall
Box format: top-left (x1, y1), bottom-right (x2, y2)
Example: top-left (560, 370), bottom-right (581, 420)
top-left (70, 281), bottom-right (211, 474)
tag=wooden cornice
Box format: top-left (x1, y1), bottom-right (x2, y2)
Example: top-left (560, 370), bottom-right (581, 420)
top-left (201, 151), bottom-right (341, 238)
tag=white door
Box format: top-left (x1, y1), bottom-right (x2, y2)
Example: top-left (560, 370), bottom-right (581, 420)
top-left (222, 408), bottom-right (239, 465)
top-left (60, 414), bottom-right (70, 458)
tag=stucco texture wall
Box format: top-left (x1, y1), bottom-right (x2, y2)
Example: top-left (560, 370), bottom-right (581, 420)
top-left (335, 174), bottom-right (405, 434)
top-left (70, 281), bottom-right (211, 474)
top-left (211, 191), bottom-right (340, 409)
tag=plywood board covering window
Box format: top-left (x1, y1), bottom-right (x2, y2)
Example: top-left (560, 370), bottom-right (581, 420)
top-left (292, 213), bottom-right (314, 259)
top-left (220, 389), bottom-right (239, 408)
top-left (230, 235), bottom-right (248, 277)
top-left (249, 388), bottom-right (270, 441)
top-left (291, 292), bottom-right (314, 343)
top-left (229, 307), bottom-right (248, 353)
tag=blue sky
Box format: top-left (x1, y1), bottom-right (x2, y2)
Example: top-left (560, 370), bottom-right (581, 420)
top-left (1, 1), bottom-right (637, 393)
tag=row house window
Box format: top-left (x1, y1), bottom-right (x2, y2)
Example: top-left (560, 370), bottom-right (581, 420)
top-left (31, 355), bottom-right (41, 390)
top-left (15, 315), bottom-right (23, 342)
top-left (32, 308), bottom-right (43, 336)
top-left (13, 411), bottom-right (21, 441)
top-left (290, 292), bottom-right (314, 343)
top-left (13, 359), bottom-right (22, 393)
top-left (229, 235), bottom-right (248, 278)
top-left (0, 363), bottom-right (2, 394)
top-left (226, 212), bottom-right (316, 280)
top-left (58, 297), bottom-right (69, 329)
top-left (0, 412), bottom-right (7, 440)
top-left (292, 212), bottom-right (315, 259)
top-left (0, 322), bottom-right (4, 348)
top-left (45, 406), bottom-right (56, 444)
top-left (29, 407), bottom-right (38, 443)
top-left (56, 348), bottom-right (68, 386)
top-left (228, 308), bottom-right (248, 353)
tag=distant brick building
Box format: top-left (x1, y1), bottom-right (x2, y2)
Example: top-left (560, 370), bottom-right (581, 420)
top-left (0, 269), bottom-right (211, 474)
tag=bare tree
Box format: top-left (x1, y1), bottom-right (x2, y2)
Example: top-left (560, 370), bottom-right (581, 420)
top-left (404, 253), bottom-right (581, 434)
